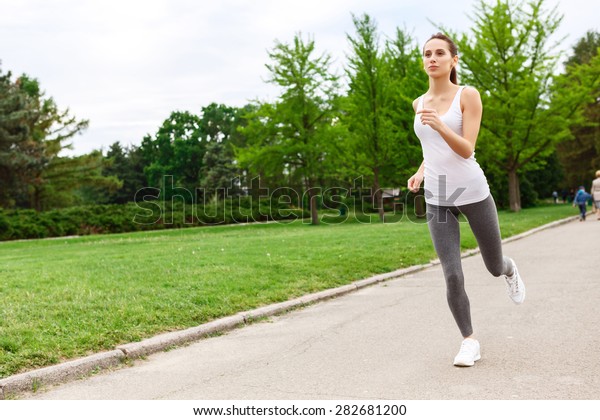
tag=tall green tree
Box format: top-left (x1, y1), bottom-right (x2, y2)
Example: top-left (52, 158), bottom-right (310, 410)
top-left (16, 75), bottom-right (111, 210)
top-left (344, 15), bottom-right (426, 220)
top-left (344, 13), bottom-right (392, 221)
top-left (555, 31), bottom-right (600, 188)
top-left (1, 71), bottom-right (118, 210)
top-left (0, 68), bottom-right (38, 208)
top-left (237, 33), bottom-right (341, 225)
top-left (449, 0), bottom-right (596, 211)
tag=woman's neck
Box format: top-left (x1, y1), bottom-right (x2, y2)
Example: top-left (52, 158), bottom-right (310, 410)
top-left (428, 78), bottom-right (458, 97)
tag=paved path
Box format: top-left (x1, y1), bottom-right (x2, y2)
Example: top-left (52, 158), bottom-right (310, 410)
top-left (25, 217), bottom-right (600, 400)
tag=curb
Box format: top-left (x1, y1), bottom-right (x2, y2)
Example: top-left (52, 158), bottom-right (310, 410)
top-left (500, 215), bottom-right (579, 244)
top-left (116, 315), bottom-right (247, 359)
top-left (0, 215), bottom-right (577, 398)
top-left (0, 351), bottom-right (125, 398)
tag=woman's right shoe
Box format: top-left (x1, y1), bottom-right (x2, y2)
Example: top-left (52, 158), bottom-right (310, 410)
top-left (453, 338), bottom-right (481, 367)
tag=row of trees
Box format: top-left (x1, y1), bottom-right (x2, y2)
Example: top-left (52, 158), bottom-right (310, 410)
top-left (2, 0), bottom-right (599, 225)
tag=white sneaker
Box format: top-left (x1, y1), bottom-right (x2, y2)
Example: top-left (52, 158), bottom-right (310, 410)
top-left (505, 258), bottom-right (526, 304)
top-left (453, 338), bottom-right (481, 367)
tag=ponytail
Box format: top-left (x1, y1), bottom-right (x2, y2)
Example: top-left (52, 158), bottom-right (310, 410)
top-left (450, 67), bottom-right (458, 85)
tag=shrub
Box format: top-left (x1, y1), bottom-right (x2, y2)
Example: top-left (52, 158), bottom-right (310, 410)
top-left (0, 200), bottom-right (311, 241)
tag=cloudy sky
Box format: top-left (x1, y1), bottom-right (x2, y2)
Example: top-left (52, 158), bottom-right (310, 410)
top-left (1, 0), bottom-right (597, 155)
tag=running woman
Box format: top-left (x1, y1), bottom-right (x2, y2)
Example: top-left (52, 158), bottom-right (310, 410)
top-left (407, 33), bottom-right (525, 367)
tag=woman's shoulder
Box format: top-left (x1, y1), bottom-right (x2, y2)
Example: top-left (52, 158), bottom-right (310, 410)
top-left (460, 85), bottom-right (481, 99)
top-left (459, 85), bottom-right (482, 111)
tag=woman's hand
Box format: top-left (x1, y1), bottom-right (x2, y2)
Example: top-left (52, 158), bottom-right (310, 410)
top-left (407, 171), bottom-right (424, 193)
top-left (417, 108), bottom-right (444, 132)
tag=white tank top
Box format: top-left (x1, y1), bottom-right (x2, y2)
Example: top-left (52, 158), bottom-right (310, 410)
top-left (413, 86), bottom-right (490, 206)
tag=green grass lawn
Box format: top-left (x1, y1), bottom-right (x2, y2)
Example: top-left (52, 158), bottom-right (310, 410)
top-left (0, 203), bottom-right (576, 378)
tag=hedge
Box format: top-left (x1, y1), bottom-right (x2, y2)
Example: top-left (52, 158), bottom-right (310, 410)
top-left (0, 198), bottom-right (309, 241)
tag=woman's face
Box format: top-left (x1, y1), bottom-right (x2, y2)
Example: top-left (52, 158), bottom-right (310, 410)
top-left (423, 38), bottom-right (457, 78)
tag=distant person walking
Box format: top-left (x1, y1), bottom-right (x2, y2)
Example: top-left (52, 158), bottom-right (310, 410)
top-left (407, 33), bottom-right (525, 368)
top-left (592, 171), bottom-right (600, 220)
top-left (573, 185), bottom-right (593, 221)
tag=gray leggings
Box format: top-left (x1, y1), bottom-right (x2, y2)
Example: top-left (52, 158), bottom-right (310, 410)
top-left (426, 194), bottom-right (513, 337)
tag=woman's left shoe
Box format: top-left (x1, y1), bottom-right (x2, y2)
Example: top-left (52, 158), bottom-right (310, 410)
top-left (505, 258), bottom-right (526, 304)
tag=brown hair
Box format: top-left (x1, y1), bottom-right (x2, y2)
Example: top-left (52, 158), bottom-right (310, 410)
top-left (425, 33), bottom-right (459, 85)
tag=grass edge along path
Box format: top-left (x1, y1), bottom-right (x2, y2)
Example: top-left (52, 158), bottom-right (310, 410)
top-left (0, 204), bottom-right (577, 381)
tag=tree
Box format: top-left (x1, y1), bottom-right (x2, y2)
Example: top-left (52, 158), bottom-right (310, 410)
top-left (384, 28), bottom-right (430, 216)
top-left (448, 0), bottom-right (596, 211)
top-left (100, 142), bottom-right (147, 204)
top-left (565, 31), bottom-right (600, 67)
top-left (16, 75), bottom-right (122, 210)
top-left (384, 27), bottom-right (429, 186)
top-left (237, 33), bottom-right (341, 225)
top-left (344, 15), bottom-right (427, 220)
top-left (198, 103), bottom-right (243, 197)
top-left (344, 14), bottom-right (393, 222)
top-left (555, 31), bottom-right (600, 189)
top-left (140, 111), bottom-right (204, 198)
top-left (0, 67), bottom-right (38, 208)
top-left (236, 102), bottom-right (294, 201)
top-left (1, 70), bottom-right (119, 210)
top-left (200, 140), bottom-right (240, 198)
top-left (200, 103), bottom-right (238, 144)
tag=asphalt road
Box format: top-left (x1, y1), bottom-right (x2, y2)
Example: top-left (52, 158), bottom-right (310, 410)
top-left (25, 216), bottom-right (600, 400)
